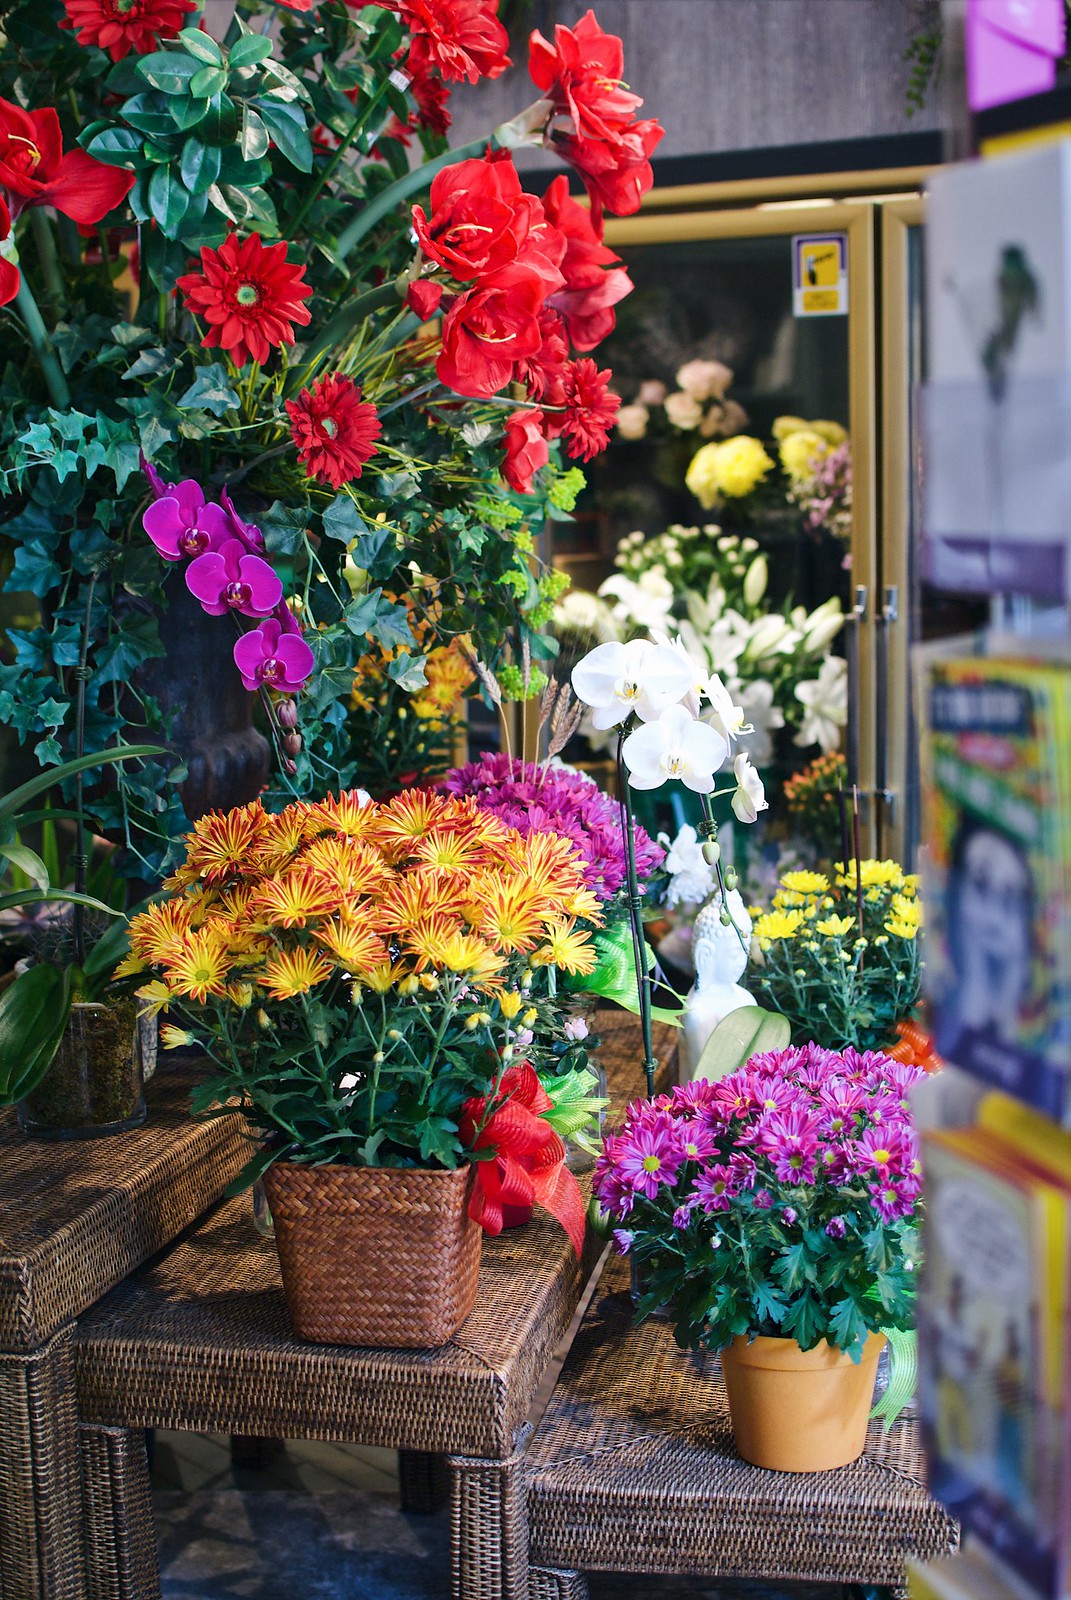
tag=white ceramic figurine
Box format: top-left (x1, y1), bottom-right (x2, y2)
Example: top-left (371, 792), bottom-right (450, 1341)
top-left (682, 888), bottom-right (754, 1081)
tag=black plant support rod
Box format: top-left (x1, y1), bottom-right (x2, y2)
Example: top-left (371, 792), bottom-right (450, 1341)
top-left (71, 572), bottom-right (98, 970)
top-left (616, 729), bottom-right (657, 1099)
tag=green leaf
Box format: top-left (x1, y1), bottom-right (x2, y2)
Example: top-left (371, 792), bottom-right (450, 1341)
top-left (83, 126), bottom-right (143, 166)
top-left (256, 99), bottom-right (313, 173)
top-left (229, 33), bottom-right (274, 69)
top-left (321, 494), bottom-right (366, 544)
top-left (148, 164), bottom-right (190, 233)
top-left (775, 1240), bottom-right (811, 1294)
top-left (828, 1295), bottom-right (870, 1359)
top-left (197, 94), bottom-right (239, 145)
top-left (260, 500), bottom-right (309, 556)
top-left (123, 346), bottom-right (178, 381)
top-left (260, 58), bottom-right (310, 103)
top-left (176, 363), bottom-right (239, 417)
top-left (240, 105), bottom-right (270, 162)
top-left (752, 1277), bottom-right (789, 1328)
top-left (386, 651), bottom-right (427, 692)
top-left (0, 842), bottom-right (49, 890)
top-left (170, 96), bottom-right (211, 132)
top-left (178, 27), bottom-right (222, 64)
top-left (137, 51), bottom-right (203, 95)
top-left (693, 1005), bottom-right (791, 1085)
top-left (353, 525), bottom-right (396, 574)
top-left (189, 65), bottom-right (227, 100)
top-left (180, 138), bottom-right (222, 195)
top-left (0, 744), bottom-right (165, 823)
top-left (0, 966), bottom-right (72, 1105)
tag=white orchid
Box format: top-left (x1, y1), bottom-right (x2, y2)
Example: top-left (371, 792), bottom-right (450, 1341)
top-left (571, 638), bottom-right (694, 730)
top-left (649, 628), bottom-right (708, 715)
top-left (598, 569), bottom-right (676, 632)
top-left (702, 673), bottom-right (750, 742)
top-left (731, 752), bottom-right (768, 824)
top-left (622, 704), bottom-right (729, 792)
top-left (794, 655), bottom-right (848, 751)
top-left (660, 823), bottom-right (718, 908)
top-left (734, 679), bottom-right (785, 766)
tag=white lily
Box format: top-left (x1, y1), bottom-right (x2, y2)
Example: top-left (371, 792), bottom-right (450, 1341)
top-left (661, 823), bottom-right (717, 907)
top-left (702, 673), bottom-right (751, 742)
top-left (801, 597), bottom-right (845, 656)
top-left (794, 655), bottom-right (848, 751)
top-left (742, 554), bottom-right (768, 607)
top-left (622, 704), bottom-right (729, 792)
top-left (735, 679), bottom-right (785, 766)
top-left (571, 638), bottom-right (694, 730)
top-left (731, 752), bottom-right (768, 824)
top-left (598, 570), bottom-right (676, 632)
top-left (744, 613), bottom-right (799, 662)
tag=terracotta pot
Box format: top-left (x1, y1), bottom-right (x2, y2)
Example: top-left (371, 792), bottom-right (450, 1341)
top-left (719, 1330), bottom-right (885, 1471)
top-left (263, 1161), bottom-right (481, 1348)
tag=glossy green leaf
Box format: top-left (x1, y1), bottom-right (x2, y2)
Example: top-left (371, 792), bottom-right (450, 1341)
top-left (256, 99), bottom-right (312, 173)
top-left (240, 105), bottom-right (270, 162)
top-left (692, 1005), bottom-right (791, 1085)
top-left (189, 65), bottom-right (227, 99)
top-left (229, 33), bottom-right (274, 69)
top-left (148, 164), bottom-right (190, 233)
top-left (0, 744), bottom-right (165, 822)
top-left (0, 842), bottom-right (49, 890)
top-left (83, 126), bottom-right (143, 166)
top-left (137, 51), bottom-right (202, 94)
top-left (178, 27), bottom-right (222, 64)
top-left (198, 94), bottom-right (239, 145)
top-left (0, 966), bottom-right (72, 1105)
top-left (180, 138), bottom-right (222, 195)
top-left (170, 95), bottom-right (211, 132)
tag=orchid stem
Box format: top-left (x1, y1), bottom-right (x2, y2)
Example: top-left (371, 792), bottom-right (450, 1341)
top-left (616, 729), bottom-right (656, 1099)
top-left (14, 275), bottom-right (71, 410)
top-left (699, 792), bottom-right (750, 955)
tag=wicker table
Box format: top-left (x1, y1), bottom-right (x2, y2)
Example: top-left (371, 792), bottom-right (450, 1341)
top-left (526, 1254), bottom-right (959, 1599)
top-left (72, 1011), bottom-right (672, 1600)
top-left (0, 1064), bottom-right (246, 1600)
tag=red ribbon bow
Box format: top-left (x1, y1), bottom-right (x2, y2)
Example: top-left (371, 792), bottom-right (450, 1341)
top-left (460, 1062), bottom-right (586, 1256)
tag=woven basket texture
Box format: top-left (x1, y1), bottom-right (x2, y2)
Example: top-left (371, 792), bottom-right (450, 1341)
top-left (0, 1062), bottom-right (246, 1353)
top-left (526, 1253), bottom-right (959, 1586)
top-left (263, 1161), bottom-right (481, 1348)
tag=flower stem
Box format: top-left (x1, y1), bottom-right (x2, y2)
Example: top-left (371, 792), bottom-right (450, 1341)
top-left (14, 274), bottom-right (71, 410)
top-left (616, 729), bottom-right (656, 1099)
top-left (29, 209), bottom-right (64, 315)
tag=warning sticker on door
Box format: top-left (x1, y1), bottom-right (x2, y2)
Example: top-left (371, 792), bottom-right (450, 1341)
top-left (793, 233), bottom-right (849, 317)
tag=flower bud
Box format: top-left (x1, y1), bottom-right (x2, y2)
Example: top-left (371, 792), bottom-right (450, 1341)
top-left (701, 840), bottom-right (721, 865)
top-left (284, 731), bottom-right (302, 758)
top-left (276, 699), bottom-right (299, 730)
top-left (724, 866), bottom-right (738, 890)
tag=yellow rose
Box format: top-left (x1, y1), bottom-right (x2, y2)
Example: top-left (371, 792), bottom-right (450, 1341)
top-left (779, 428), bottom-right (829, 483)
top-left (684, 442), bottom-right (721, 509)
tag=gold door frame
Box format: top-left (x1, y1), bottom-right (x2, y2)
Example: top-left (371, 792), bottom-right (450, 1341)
top-left (604, 202), bottom-right (880, 847)
top-left (633, 167), bottom-right (933, 214)
top-left (878, 195), bottom-right (925, 864)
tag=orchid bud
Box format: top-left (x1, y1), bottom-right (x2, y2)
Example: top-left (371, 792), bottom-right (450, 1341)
top-left (719, 909), bottom-right (732, 926)
top-left (282, 758), bottom-right (297, 776)
top-left (724, 866), bottom-right (739, 890)
top-left (276, 699), bottom-right (299, 730)
top-left (283, 731), bottom-right (302, 758)
top-left (701, 840), bottom-right (720, 865)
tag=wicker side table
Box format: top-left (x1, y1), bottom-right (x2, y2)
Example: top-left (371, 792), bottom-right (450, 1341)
top-left (72, 1013), bottom-right (674, 1600)
top-left (525, 1253), bottom-right (959, 1599)
top-left (0, 1065), bottom-right (246, 1600)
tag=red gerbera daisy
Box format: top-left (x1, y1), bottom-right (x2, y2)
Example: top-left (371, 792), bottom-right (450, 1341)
top-left (177, 233), bottom-right (313, 369)
top-left (59, 0), bottom-right (197, 60)
top-left (285, 375), bottom-right (382, 489)
top-left (560, 358), bottom-right (620, 462)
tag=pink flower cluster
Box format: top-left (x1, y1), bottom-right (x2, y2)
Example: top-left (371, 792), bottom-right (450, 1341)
top-left (797, 441), bottom-right (852, 538)
top-left (594, 1041), bottom-right (923, 1234)
top-left (141, 459), bottom-right (314, 697)
top-left (439, 752), bottom-right (663, 901)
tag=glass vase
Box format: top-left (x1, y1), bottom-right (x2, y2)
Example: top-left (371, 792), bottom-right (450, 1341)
top-left (17, 997), bottom-right (146, 1140)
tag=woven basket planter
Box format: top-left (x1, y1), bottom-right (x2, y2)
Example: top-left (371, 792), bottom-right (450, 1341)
top-left (263, 1160), bottom-right (481, 1348)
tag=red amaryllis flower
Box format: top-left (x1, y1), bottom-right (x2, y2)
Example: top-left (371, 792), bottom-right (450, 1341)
top-left (437, 265), bottom-right (545, 399)
top-left (0, 97), bottom-right (134, 225)
top-left (560, 357), bottom-right (619, 461)
top-left (516, 307), bottom-right (569, 423)
top-left (0, 195), bottom-right (19, 307)
top-left (177, 232), bottom-right (313, 369)
top-left (285, 374), bottom-right (382, 489)
top-left (528, 9), bottom-right (663, 217)
top-left (374, 0), bottom-right (510, 84)
top-left (407, 279), bottom-right (444, 321)
top-left (542, 175), bottom-right (632, 350)
top-left (502, 408), bottom-right (549, 496)
top-left (413, 151), bottom-right (532, 282)
top-left (59, 0), bottom-right (197, 61)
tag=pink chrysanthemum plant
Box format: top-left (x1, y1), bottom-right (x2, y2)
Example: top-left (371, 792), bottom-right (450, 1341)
top-left (593, 1041), bottom-right (923, 1360)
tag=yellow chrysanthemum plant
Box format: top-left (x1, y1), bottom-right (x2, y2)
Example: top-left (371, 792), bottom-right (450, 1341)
top-left (124, 789), bottom-right (606, 1183)
top-left (749, 861), bottom-right (923, 1053)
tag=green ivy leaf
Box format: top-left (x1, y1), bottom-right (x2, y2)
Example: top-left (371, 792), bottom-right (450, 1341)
top-left (321, 494), bottom-right (366, 544)
top-left (123, 346), bottom-right (179, 381)
top-left (373, 605), bottom-right (417, 653)
top-left (176, 363), bottom-right (240, 417)
top-left (386, 650), bottom-right (427, 691)
top-left (260, 500), bottom-right (309, 556)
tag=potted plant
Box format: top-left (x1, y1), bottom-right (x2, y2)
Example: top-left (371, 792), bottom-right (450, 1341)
top-left (593, 1041), bottom-right (923, 1471)
top-left (0, 742), bottom-right (162, 1132)
top-left (125, 787), bottom-right (600, 1348)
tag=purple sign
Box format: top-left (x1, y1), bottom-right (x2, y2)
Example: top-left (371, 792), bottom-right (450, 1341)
top-left (966, 0), bottom-right (1065, 111)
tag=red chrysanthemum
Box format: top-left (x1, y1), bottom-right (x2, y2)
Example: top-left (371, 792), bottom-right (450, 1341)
top-left (59, 0), bottom-right (197, 61)
top-left (374, 0), bottom-right (510, 85)
top-left (285, 375), bottom-right (382, 490)
top-left (560, 357), bottom-right (620, 462)
top-left (177, 232), bottom-right (313, 369)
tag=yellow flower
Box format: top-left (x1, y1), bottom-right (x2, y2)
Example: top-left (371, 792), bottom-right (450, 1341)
top-left (889, 893), bottom-right (921, 929)
top-left (835, 858), bottom-right (905, 892)
top-left (815, 913), bottom-right (855, 938)
top-left (411, 644), bottom-right (474, 722)
top-left (160, 1024), bottom-right (195, 1049)
top-left (308, 791), bottom-right (378, 840)
top-left (751, 908), bottom-right (804, 948)
top-left (531, 918), bottom-right (598, 975)
top-left (479, 879), bottom-right (551, 953)
top-left (262, 947), bottom-right (334, 1000)
top-left (772, 414), bottom-right (809, 442)
top-left (227, 981), bottom-right (255, 1008)
top-left (182, 800), bottom-right (268, 886)
top-left (249, 868), bottom-right (339, 929)
top-left (809, 419), bottom-right (848, 447)
top-left (779, 870), bottom-right (829, 896)
top-left (167, 927), bottom-right (232, 1003)
top-left (885, 917), bottom-right (919, 942)
top-left (135, 978), bottom-right (173, 1017)
top-left (686, 435), bottom-right (773, 506)
top-left (779, 428), bottom-right (828, 483)
top-left (314, 917), bottom-right (389, 974)
top-left (499, 990), bottom-right (523, 1019)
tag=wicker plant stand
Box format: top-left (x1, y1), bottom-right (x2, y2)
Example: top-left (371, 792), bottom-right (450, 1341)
top-left (0, 1063), bottom-right (246, 1600)
top-left (525, 1253), bottom-right (959, 1599)
top-left (72, 1011), bottom-right (673, 1600)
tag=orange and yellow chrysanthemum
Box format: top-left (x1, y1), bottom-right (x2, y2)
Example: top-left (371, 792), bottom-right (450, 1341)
top-left (261, 947), bottom-right (334, 1000)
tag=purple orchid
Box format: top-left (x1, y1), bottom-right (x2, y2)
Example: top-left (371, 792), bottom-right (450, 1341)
top-left (143, 480), bottom-right (231, 563)
top-left (140, 453), bottom-right (173, 500)
top-left (220, 486), bottom-right (266, 555)
top-left (186, 539), bottom-right (283, 619)
top-left (233, 610), bottom-right (315, 695)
